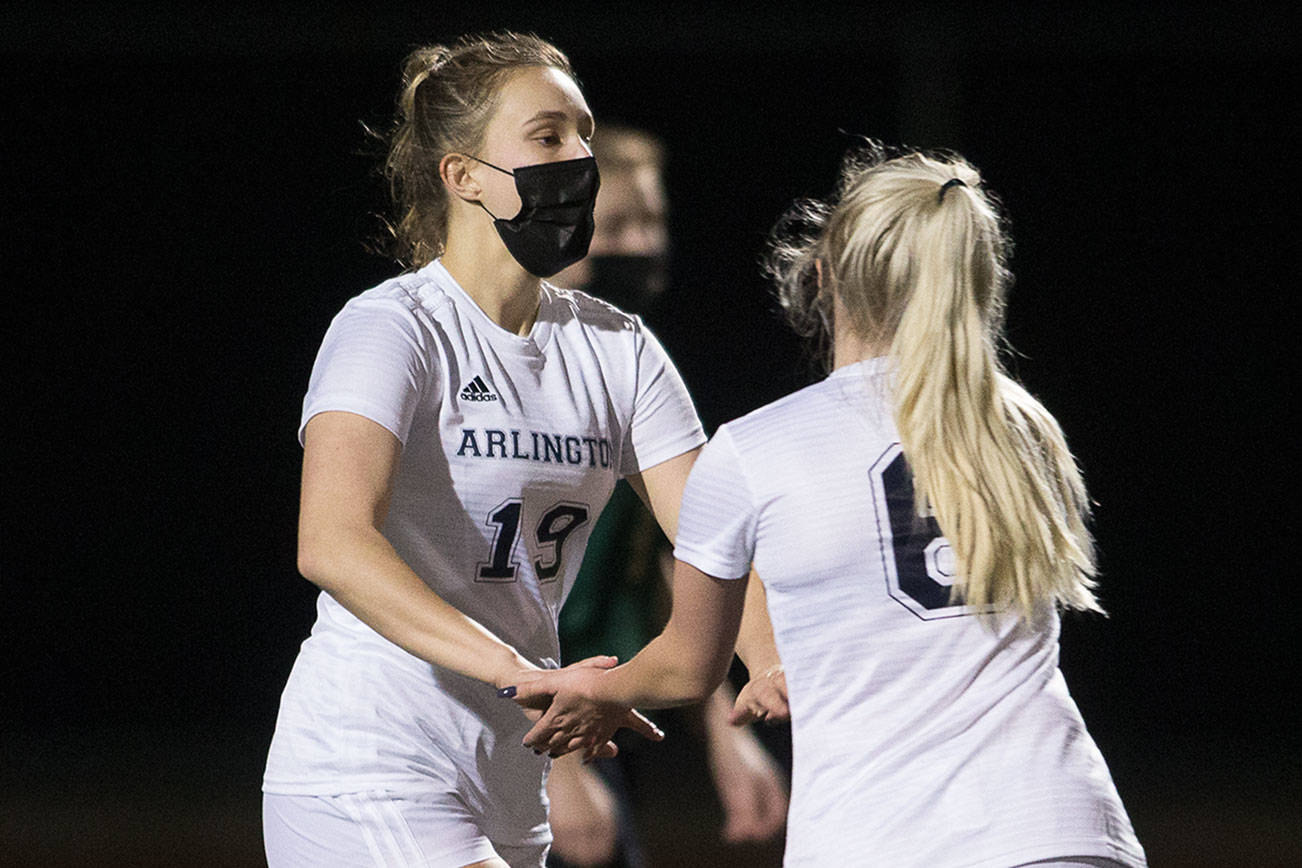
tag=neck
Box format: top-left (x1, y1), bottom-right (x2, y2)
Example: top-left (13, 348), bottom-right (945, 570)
top-left (831, 320), bottom-right (889, 371)
top-left (440, 213), bottom-right (541, 336)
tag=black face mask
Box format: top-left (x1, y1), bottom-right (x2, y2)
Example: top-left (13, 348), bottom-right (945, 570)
top-left (584, 254), bottom-right (669, 316)
top-left (471, 155), bottom-right (600, 278)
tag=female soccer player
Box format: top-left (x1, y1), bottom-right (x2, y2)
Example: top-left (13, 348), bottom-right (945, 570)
top-left (261, 33), bottom-right (711, 868)
top-left (513, 146), bottom-right (1148, 867)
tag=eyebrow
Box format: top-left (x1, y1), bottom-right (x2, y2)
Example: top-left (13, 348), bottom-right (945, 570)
top-left (521, 110), bottom-right (594, 128)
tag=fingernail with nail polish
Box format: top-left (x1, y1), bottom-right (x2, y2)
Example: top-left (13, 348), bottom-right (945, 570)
top-left (496, 686), bottom-right (516, 698)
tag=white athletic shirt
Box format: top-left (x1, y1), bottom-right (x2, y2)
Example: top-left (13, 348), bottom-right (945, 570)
top-left (674, 358), bottom-right (1146, 868)
top-left (263, 260), bottom-right (704, 845)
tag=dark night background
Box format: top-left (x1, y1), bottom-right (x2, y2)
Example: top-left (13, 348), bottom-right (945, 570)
top-left (3, 3), bottom-right (1296, 866)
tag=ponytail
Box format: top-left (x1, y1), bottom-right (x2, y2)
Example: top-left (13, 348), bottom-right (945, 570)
top-left (768, 145), bottom-right (1100, 620)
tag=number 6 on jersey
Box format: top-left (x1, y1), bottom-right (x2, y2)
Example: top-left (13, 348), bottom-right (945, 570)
top-left (869, 444), bottom-right (997, 620)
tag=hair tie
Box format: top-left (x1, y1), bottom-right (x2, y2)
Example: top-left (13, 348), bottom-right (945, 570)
top-left (938, 178), bottom-right (966, 203)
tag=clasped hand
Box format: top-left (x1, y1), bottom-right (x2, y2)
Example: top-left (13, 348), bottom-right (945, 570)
top-left (507, 662), bottom-right (663, 760)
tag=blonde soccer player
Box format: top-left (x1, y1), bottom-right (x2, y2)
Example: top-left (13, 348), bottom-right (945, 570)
top-left (512, 145), bottom-right (1147, 868)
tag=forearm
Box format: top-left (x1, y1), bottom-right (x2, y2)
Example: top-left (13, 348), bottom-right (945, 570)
top-left (601, 627), bottom-right (728, 709)
top-left (733, 569), bottom-right (781, 674)
top-left (298, 525), bottom-right (530, 687)
top-left (600, 564), bottom-right (749, 708)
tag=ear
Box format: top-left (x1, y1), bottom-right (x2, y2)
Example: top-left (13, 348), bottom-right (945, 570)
top-left (440, 153), bottom-right (480, 202)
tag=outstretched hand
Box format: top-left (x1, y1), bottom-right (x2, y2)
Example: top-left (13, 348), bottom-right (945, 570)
top-left (508, 663), bottom-right (664, 760)
top-left (729, 664), bottom-right (789, 726)
top-left (504, 655), bottom-right (628, 761)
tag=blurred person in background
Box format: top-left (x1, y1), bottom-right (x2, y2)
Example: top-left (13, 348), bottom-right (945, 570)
top-left (546, 124), bottom-right (789, 868)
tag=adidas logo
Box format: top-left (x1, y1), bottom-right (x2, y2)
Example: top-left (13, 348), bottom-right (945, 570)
top-left (459, 375), bottom-right (499, 402)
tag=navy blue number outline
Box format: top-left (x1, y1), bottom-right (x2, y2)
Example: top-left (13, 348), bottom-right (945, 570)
top-left (475, 499), bottom-right (591, 584)
top-left (868, 444), bottom-right (994, 620)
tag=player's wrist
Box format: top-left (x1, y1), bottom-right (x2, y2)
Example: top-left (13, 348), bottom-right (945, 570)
top-left (489, 648), bottom-right (537, 690)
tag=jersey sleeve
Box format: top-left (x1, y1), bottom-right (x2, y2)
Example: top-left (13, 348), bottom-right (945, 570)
top-left (619, 319), bottom-right (706, 476)
top-left (672, 426), bottom-right (756, 580)
top-left (298, 296), bottom-right (434, 446)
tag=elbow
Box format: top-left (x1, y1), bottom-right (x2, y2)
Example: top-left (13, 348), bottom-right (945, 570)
top-left (296, 531), bottom-right (334, 590)
top-left (684, 677), bottom-right (720, 705)
top-left (677, 658), bottom-right (730, 705)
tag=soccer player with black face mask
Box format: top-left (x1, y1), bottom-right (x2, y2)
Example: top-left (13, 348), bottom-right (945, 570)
top-left (546, 127), bottom-right (789, 868)
top-left (263, 37), bottom-right (785, 868)
top-left (556, 126), bottom-right (669, 320)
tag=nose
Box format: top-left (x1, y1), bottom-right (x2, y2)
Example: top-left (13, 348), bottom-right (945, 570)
top-left (565, 136), bottom-right (593, 161)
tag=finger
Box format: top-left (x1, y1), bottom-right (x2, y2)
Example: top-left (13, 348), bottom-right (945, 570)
top-left (549, 734), bottom-right (589, 759)
top-left (623, 709), bottom-right (665, 742)
top-left (522, 707), bottom-right (563, 749)
top-left (508, 681), bottom-right (556, 712)
top-left (571, 654), bottom-right (619, 670)
top-left (728, 701), bottom-right (762, 727)
top-left (763, 687), bottom-right (790, 722)
top-left (728, 690), bottom-right (767, 726)
top-left (546, 733), bottom-right (596, 759)
top-left (545, 724), bottom-right (588, 757)
top-left (750, 682), bottom-right (789, 722)
top-left (590, 740), bottom-right (618, 761)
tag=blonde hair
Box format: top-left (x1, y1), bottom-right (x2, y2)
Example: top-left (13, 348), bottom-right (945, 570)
top-left (767, 143), bottom-right (1100, 619)
top-left (383, 32), bottom-right (574, 267)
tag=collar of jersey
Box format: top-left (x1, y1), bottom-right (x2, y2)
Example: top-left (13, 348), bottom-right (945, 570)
top-left (828, 356), bottom-right (891, 379)
top-left (424, 259), bottom-right (554, 358)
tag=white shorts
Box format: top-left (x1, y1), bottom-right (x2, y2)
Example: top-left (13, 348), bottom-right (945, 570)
top-left (263, 790), bottom-right (550, 868)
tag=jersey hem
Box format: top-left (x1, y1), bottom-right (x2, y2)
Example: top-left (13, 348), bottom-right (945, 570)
top-left (622, 430), bottom-right (706, 477)
top-left (956, 838), bottom-right (1146, 868)
top-left (299, 401), bottom-right (408, 446)
top-left (673, 544), bottom-right (749, 580)
top-left (262, 776), bottom-right (469, 798)
top-left (259, 780), bottom-right (554, 848)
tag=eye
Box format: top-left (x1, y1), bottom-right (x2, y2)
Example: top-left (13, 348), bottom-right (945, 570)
top-left (534, 132), bottom-right (562, 146)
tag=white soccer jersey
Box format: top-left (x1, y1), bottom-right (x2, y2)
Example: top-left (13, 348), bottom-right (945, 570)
top-left (263, 260), bottom-right (704, 846)
top-left (675, 358), bottom-right (1146, 868)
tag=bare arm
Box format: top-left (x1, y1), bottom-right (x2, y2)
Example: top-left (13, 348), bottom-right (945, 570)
top-left (628, 448), bottom-right (784, 702)
top-left (623, 446), bottom-right (699, 544)
top-left (296, 411), bottom-right (534, 688)
top-left (608, 560), bottom-right (749, 708)
top-left (517, 559), bottom-right (749, 755)
top-left (733, 569), bottom-right (780, 673)
top-left (729, 572), bottom-right (790, 725)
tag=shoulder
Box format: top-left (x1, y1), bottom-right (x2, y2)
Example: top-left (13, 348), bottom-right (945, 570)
top-left (723, 378), bottom-right (841, 448)
top-left (312, 274), bottom-right (454, 374)
top-left (325, 270), bottom-right (456, 344)
top-left (339, 269), bottom-right (450, 321)
top-left (543, 283), bottom-right (643, 335)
